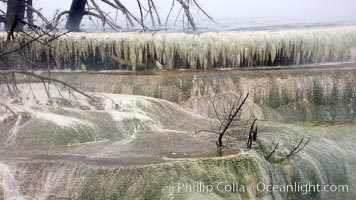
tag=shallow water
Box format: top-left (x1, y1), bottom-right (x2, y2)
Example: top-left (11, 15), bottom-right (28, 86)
top-left (0, 120), bottom-right (355, 199)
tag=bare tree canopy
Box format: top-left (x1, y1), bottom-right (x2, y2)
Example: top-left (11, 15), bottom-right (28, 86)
top-left (0, 0), bottom-right (214, 31)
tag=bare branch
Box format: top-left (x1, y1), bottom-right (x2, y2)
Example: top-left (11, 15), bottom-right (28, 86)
top-left (89, 0), bottom-right (121, 31)
top-left (176, 0), bottom-right (196, 30)
top-left (165, 0), bottom-right (175, 30)
top-left (246, 118), bottom-right (257, 149)
top-left (284, 138), bottom-right (304, 159)
top-left (277, 138), bottom-right (311, 162)
top-left (148, 0), bottom-right (162, 26)
top-left (100, 0), bottom-right (120, 9)
top-left (113, 0), bottom-right (147, 29)
top-left (265, 143), bottom-right (279, 160)
top-left (209, 95), bottom-right (224, 127)
top-left (0, 70), bottom-right (96, 101)
top-left (192, 0), bottom-right (216, 23)
top-left (1, 19), bottom-right (72, 58)
top-left (294, 138), bottom-right (311, 154)
top-left (147, 0), bottom-right (156, 28)
top-left (25, 4), bottom-right (52, 27)
top-left (136, 0), bottom-right (145, 30)
top-left (196, 93), bottom-right (250, 148)
top-left (55, 11), bottom-right (70, 25)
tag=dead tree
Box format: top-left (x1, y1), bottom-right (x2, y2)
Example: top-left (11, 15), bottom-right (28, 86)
top-left (57, 0), bottom-right (214, 31)
top-left (65, 0), bottom-right (87, 30)
top-left (194, 92), bottom-right (309, 161)
top-left (246, 119), bottom-right (257, 149)
top-left (5, 0), bottom-right (26, 31)
top-left (1, 0), bottom-right (58, 31)
top-left (0, 19), bottom-right (96, 110)
top-left (0, 17), bottom-right (71, 72)
top-left (195, 93), bottom-right (250, 148)
top-left (26, 0), bottom-right (33, 24)
top-left (1, 0), bottom-right (214, 31)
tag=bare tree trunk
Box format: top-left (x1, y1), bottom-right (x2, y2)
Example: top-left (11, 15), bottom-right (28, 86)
top-left (5, 0), bottom-right (26, 31)
top-left (26, 0), bottom-right (33, 24)
top-left (65, 0), bottom-right (87, 30)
